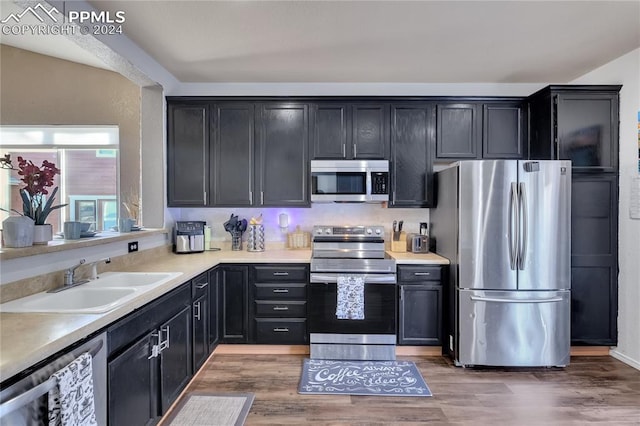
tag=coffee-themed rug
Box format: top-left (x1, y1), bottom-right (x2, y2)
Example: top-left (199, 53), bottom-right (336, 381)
top-left (298, 359), bottom-right (432, 397)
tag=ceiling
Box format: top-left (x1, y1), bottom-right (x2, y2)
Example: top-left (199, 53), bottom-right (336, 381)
top-left (3, 1), bottom-right (640, 84)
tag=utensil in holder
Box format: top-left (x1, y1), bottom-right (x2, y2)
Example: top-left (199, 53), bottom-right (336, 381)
top-left (247, 224), bottom-right (265, 252)
top-left (231, 231), bottom-right (243, 251)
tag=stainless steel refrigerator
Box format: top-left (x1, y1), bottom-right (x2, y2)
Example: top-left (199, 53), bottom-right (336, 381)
top-left (431, 160), bottom-right (571, 367)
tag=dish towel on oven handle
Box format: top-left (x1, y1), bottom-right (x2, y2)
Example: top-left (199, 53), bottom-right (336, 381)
top-left (336, 275), bottom-right (365, 320)
top-left (48, 352), bottom-right (98, 426)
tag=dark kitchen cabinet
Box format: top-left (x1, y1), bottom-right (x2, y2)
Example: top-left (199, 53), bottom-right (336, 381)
top-left (389, 103), bottom-right (435, 207)
top-left (570, 174), bottom-right (618, 345)
top-left (220, 265), bottom-right (250, 343)
top-left (436, 103), bottom-right (480, 159)
top-left (256, 103), bottom-right (309, 206)
top-left (310, 102), bottom-right (389, 159)
top-left (251, 264), bottom-right (309, 344)
top-left (397, 265), bottom-right (444, 346)
top-left (167, 103), bottom-right (209, 206)
top-left (191, 273), bottom-right (210, 372)
top-left (210, 103), bottom-right (255, 206)
top-left (528, 85), bottom-right (620, 172)
top-left (208, 268), bottom-right (220, 352)
top-left (107, 284), bottom-right (192, 425)
top-left (482, 102), bottom-right (526, 159)
top-left (311, 103), bottom-right (349, 159)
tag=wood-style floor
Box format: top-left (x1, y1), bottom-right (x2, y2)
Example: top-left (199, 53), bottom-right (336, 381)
top-left (167, 353), bottom-right (640, 425)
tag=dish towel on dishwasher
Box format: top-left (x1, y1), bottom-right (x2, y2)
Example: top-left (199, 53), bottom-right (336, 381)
top-left (48, 352), bottom-right (97, 426)
top-left (336, 275), bottom-right (365, 320)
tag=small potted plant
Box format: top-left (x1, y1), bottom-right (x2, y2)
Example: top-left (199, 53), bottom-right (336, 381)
top-left (1, 154), bottom-right (67, 246)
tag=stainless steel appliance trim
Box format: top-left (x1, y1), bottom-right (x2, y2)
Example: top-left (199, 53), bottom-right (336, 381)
top-left (518, 182), bottom-right (528, 271)
top-left (312, 242), bottom-right (384, 251)
top-left (310, 343), bottom-right (396, 361)
top-left (310, 258), bottom-right (396, 274)
top-left (310, 333), bottom-right (396, 344)
top-left (310, 160), bottom-right (389, 173)
top-left (470, 295), bottom-right (564, 303)
top-left (509, 182), bottom-right (518, 270)
top-left (310, 273), bottom-right (397, 284)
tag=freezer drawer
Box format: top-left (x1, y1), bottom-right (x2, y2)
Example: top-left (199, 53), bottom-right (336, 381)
top-left (457, 289), bottom-right (570, 367)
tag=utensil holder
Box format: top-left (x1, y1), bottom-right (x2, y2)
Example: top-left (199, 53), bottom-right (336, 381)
top-left (231, 231), bottom-right (243, 251)
top-left (247, 224), bottom-right (265, 252)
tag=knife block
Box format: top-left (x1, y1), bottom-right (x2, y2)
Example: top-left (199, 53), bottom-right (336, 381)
top-left (390, 232), bottom-right (407, 252)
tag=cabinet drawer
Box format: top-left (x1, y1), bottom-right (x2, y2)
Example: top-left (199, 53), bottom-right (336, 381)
top-left (254, 265), bottom-right (308, 282)
top-left (398, 265), bottom-right (442, 282)
top-left (254, 283), bottom-right (307, 300)
top-left (191, 272), bottom-right (210, 299)
top-left (255, 319), bottom-right (307, 344)
top-left (254, 300), bottom-right (306, 318)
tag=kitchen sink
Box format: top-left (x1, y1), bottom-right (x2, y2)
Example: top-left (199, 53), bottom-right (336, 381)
top-left (84, 271), bottom-right (183, 288)
top-left (0, 271), bottom-right (183, 314)
top-left (0, 287), bottom-right (139, 314)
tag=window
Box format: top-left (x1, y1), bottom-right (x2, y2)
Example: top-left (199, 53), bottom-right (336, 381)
top-left (0, 126), bottom-right (119, 233)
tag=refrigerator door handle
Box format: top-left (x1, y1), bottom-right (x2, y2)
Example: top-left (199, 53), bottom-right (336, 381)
top-left (470, 296), bottom-right (564, 304)
top-left (508, 182), bottom-right (518, 270)
top-left (518, 182), bottom-right (528, 270)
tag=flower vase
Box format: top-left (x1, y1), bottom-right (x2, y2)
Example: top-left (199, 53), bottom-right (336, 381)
top-left (1, 216), bottom-right (35, 248)
top-left (33, 224), bottom-right (53, 245)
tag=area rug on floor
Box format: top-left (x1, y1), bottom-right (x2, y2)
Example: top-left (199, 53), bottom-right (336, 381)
top-left (163, 392), bottom-right (255, 426)
top-left (298, 359), bottom-right (432, 397)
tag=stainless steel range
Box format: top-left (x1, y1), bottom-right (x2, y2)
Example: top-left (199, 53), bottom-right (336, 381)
top-left (309, 225), bottom-right (397, 361)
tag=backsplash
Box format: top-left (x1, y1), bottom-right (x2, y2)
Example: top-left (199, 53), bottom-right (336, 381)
top-left (174, 204), bottom-right (430, 243)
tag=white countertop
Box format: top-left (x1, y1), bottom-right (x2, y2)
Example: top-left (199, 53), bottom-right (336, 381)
top-left (0, 247), bottom-right (448, 381)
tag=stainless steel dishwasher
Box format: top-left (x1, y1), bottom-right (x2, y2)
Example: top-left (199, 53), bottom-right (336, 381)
top-left (0, 332), bottom-right (107, 425)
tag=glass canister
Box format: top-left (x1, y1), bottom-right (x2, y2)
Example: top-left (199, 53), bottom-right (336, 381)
top-left (247, 224), bottom-right (265, 252)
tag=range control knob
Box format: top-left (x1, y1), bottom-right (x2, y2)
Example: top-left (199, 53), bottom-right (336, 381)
top-left (375, 228), bottom-right (382, 235)
top-left (325, 228), bottom-right (331, 235)
top-left (316, 229), bottom-right (323, 234)
top-left (366, 228), bottom-right (373, 235)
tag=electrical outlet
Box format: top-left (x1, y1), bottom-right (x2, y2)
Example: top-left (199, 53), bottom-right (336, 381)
top-left (128, 241), bottom-right (138, 253)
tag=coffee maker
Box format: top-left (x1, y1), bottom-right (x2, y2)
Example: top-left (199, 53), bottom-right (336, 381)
top-left (174, 221), bottom-right (205, 253)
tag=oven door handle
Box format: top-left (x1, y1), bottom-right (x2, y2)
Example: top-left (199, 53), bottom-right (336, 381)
top-left (310, 274), bottom-right (397, 284)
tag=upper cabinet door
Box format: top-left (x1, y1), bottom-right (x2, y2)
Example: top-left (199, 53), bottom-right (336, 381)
top-left (311, 103), bottom-right (349, 159)
top-left (256, 103), bottom-right (310, 206)
top-left (436, 103), bottom-right (480, 159)
top-left (351, 103), bottom-right (390, 159)
top-left (389, 104), bottom-right (435, 208)
top-left (556, 92), bottom-right (619, 172)
top-left (482, 102), bottom-right (525, 159)
top-left (210, 103), bottom-right (254, 206)
top-left (167, 104), bottom-right (208, 207)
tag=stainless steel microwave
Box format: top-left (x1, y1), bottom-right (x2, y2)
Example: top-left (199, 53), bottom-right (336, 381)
top-left (310, 160), bottom-right (389, 203)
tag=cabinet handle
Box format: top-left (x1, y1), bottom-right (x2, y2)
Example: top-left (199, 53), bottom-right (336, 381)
top-left (272, 288), bottom-right (289, 293)
top-left (261, 191), bottom-right (264, 205)
top-left (273, 272), bottom-right (289, 276)
top-left (273, 328), bottom-right (289, 333)
top-left (194, 301), bottom-right (201, 320)
top-left (196, 282), bottom-right (209, 289)
top-left (203, 191), bottom-right (207, 205)
top-left (148, 332), bottom-right (160, 359)
top-left (249, 191), bottom-right (253, 204)
top-left (342, 144), bottom-right (346, 157)
top-left (273, 306), bottom-right (289, 311)
top-left (413, 272), bottom-right (431, 276)
top-left (159, 326), bottom-right (170, 352)
top-left (353, 143), bottom-right (357, 158)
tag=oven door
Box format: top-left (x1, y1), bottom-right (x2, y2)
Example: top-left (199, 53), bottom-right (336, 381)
top-left (308, 274), bottom-right (397, 335)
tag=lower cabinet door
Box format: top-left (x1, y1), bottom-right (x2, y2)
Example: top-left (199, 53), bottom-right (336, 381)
top-left (255, 318), bottom-right (307, 344)
top-left (193, 294), bottom-right (209, 372)
top-left (160, 305), bottom-right (193, 414)
top-left (108, 333), bottom-right (158, 426)
top-left (399, 285), bottom-right (442, 346)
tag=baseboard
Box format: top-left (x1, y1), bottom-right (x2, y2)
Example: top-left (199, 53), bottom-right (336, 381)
top-left (214, 345), bottom-right (613, 357)
top-left (610, 349), bottom-right (640, 370)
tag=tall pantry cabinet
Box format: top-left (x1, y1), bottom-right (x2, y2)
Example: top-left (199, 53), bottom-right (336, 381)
top-left (528, 85), bottom-right (621, 346)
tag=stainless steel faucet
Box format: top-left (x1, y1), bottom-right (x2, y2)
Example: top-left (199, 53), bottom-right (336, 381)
top-left (64, 258), bottom-right (87, 286)
top-left (49, 257), bottom-right (110, 293)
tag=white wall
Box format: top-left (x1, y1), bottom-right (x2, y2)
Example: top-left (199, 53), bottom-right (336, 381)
top-left (571, 48), bottom-right (640, 369)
